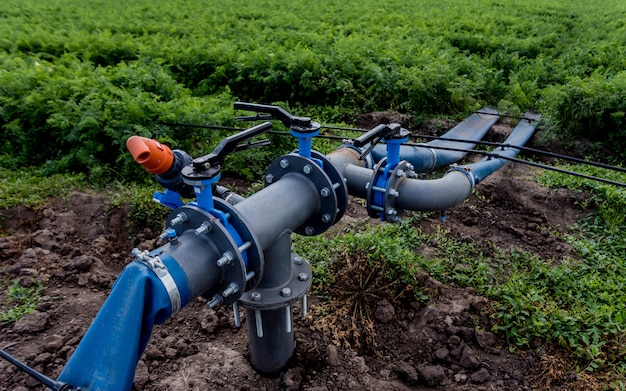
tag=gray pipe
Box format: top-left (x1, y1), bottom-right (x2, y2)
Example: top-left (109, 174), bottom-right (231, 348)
top-left (234, 173), bottom-right (320, 250)
top-left (327, 111), bottom-right (540, 213)
top-left (326, 148), bottom-right (371, 199)
top-left (370, 107), bottom-right (500, 172)
top-left (394, 170), bottom-right (473, 211)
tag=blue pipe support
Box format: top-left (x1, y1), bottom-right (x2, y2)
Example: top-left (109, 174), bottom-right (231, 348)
top-left (291, 129), bottom-right (320, 160)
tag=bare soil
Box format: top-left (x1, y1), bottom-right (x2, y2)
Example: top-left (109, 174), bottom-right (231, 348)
top-left (0, 120), bottom-right (603, 390)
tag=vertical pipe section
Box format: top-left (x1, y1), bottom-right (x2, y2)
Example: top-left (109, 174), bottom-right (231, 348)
top-left (245, 233), bottom-right (295, 373)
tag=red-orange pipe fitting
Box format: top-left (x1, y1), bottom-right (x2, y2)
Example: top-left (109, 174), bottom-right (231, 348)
top-left (126, 136), bottom-right (174, 175)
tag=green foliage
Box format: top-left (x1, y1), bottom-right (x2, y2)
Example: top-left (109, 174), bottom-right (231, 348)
top-left (0, 166), bottom-right (86, 209)
top-left (2, 0), bottom-right (626, 180)
top-left (0, 279), bottom-right (43, 325)
top-left (107, 183), bottom-right (170, 234)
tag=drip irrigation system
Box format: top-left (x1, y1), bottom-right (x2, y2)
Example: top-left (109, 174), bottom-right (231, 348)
top-left (2, 102), bottom-right (623, 390)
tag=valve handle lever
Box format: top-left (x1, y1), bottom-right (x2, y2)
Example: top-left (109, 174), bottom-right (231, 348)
top-left (188, 122), bottom-right (273, 177)
top-left (353, 123), bottom-right (409, 160)
top-left (234, 102), bottom-right (319, 133)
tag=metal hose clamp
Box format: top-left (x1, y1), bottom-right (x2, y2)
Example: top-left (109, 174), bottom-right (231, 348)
top-left (132, 249), bottom-right (182, 315)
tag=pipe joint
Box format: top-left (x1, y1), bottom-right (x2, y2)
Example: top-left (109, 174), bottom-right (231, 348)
top-left (132, 249), bottom-right (183, 315)
top-left (263, 152), bottom-right (348, 236)
top-left (365, 159), bottom-right (414, 222)
top-left (446, 164), bottom-right (476, 190)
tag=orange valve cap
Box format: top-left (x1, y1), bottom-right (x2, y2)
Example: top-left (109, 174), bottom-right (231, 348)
top-left (126, 136), bottom-right (174, 175)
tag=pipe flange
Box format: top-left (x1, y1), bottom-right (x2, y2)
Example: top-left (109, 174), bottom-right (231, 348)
top-left (446, 164), bottom-right (476, 189)
top-left (165, 205), bottom-right (247, 306)
top-left (383, 160), bottom-right (410, 222)
top-left (265, 154), bottom-right (338, 236)
top-left (212, 198), bottom-right (264, 291)
top-left (310, 151), bottom-right (348, 224)
top-left (365, 158), bottom-right (388, 218)
top-left (238, 254), bottom-right (312, 310)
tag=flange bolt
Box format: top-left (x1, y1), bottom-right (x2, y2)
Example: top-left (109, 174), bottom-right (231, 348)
top-left (216, 251), bottom-right (235, 267)
top-left (281, 287), bottom-right (292, 297)
top-left (170, 212), bottom-right (188, 226)
top-left (195, 221), bottom-right (212, 236)
top-left (280, 159), bottom-right (290, 169)
top-left (298, 272), bottom-right (309, 281)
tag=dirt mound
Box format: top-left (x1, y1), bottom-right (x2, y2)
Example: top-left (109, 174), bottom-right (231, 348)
top-left (0, 163), bottom-right (595, 390)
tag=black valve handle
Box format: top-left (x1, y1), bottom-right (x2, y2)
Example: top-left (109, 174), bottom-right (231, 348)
top-left (353, 123), bottom-right (410, 160)
top-left (0, 348), bottom-right (78, 391)
top-left (183, 121), bottom-right (273, 180)
top-left (234, 102), bottom-right (319, 133)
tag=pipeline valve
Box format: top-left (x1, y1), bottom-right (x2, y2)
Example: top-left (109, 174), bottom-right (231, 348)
top-left (349, 123), bottom-right (415, 222)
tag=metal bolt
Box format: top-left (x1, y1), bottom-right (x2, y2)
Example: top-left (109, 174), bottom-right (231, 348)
top-left (216, 251), bottom-right (234, 267)
top-left (293, 256), bottom-right (304, 265)
top-left (265, 174), bottom-right (274, 184)
top-left (208, 295), bottom-right (223, 309)
top-left (302, 295), bottom-right (308, 317)
top-left (305, 226), bottom-right (315, 235)
top-left (407, 163), bottom-right (415, 171)
top-left (157, 231), bottom-right (169, 242)
top-left (251, 292), bottom-right (262, 301)
top-left (222, 282), bottom-right (239, 298)
top-left (303, 165), bottom-right (312, 175)
top-left (321, 214), bottom-right (332, 224)
top-left (387, 208), bottom-right (398, 216)
top-left (298, 272), bottom-right (309, 281)
top-left (281, 287), bottom-right (292, 297)
top-left (280, 159), bottom-right (290, 169)
top-left (389, 188), bottom-right (400, 197)
top-left (195, 221), bottom-right (212, 236)
top-left (365, 182), bottom-right (370, 190)
top-left (395, 170), bottom-right (405, 178)
top-left (320, 187), bottom-right (330, 197)
top-left (233, 303), bottom-right (241, 327)
top-left (170, 212), bottom-right (188, 226)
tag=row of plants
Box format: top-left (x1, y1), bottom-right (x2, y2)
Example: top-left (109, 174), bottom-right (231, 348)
top-left (2, 0), bottom-right (626, 179)
top-left (294, 165), bottom-right (626, 382)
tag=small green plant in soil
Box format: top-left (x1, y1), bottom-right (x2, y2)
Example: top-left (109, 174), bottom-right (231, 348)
top-left (0, 279), bottom-right (43, 325)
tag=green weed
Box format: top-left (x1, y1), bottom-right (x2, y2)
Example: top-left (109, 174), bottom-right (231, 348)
top-left (0, 279), bottom-right (43, 325)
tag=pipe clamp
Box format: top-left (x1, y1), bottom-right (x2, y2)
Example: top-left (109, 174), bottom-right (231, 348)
top-left (134, 250), bottom-right (182, 315)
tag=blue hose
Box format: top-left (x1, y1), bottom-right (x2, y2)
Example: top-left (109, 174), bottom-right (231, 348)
top-left (466, 112), bottom-right (541, 185)
top-left (57, 259), bottom-right (189, 391)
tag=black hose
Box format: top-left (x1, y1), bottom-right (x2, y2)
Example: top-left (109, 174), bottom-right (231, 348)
top-left (0, 348), bottom-right (77, 390)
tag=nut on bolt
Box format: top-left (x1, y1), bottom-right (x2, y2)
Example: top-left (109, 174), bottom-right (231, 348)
top-left (303, 164), bottom-right (312, 174)
top-left (281, 287), bottom-right (292, 297)
top-left (170, 212), bottom-right (188, 226)
top-left (280, 159), bottom-right (290, 169)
